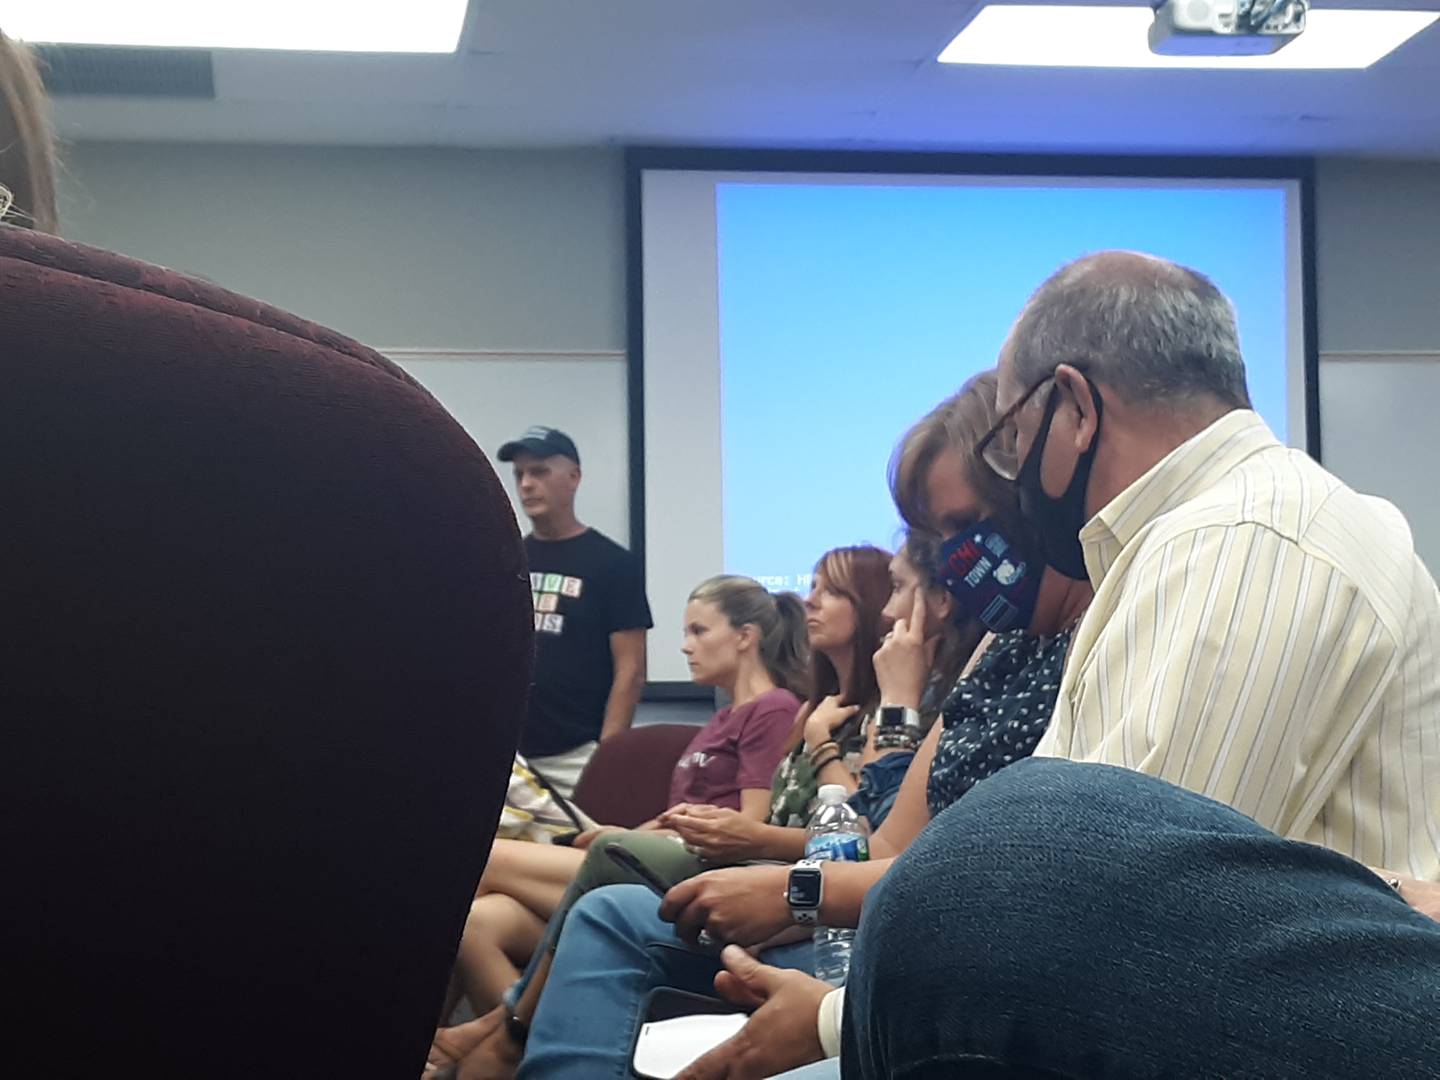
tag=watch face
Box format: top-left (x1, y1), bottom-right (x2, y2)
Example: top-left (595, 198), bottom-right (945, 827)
top-left (877, 706), bottom-right (905, 731)
top-left (787, 868), bottom-right (822, 908)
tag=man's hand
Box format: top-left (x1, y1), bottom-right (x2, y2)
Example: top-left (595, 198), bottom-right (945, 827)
top-left (872, 589), bottom-right (933, 709)
top-left (664, 805), bottom-right (767, 863)
top-left (660, 865), bottom-right (793, 948)
top-left (802, 695), bottom-right (861, 752)
top-left (1399, 877), bottom-right (1440, 923)
top-left (675, 946), bottom-right (830, 1080)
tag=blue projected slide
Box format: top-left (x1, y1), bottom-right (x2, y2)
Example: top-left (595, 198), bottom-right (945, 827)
top-left (716, 180), bottom-right (1291, 590)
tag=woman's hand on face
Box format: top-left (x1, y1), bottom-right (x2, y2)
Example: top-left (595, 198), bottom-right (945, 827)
top-left (667, 805), bottom-right (766, 863)
top-left (802, 695), bottom-right (861, 751)
top-left (873, 588), bottom-right (931, 708)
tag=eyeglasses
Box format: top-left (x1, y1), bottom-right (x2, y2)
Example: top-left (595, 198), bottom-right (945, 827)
top-left (975, 373), bottom-right (1057, 482)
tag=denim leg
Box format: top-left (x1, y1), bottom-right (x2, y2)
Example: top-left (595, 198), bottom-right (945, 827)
top-left (842, 757), bottom-right (1440, 1080)
top-left (504, 833), bottom-right (704, 1010)
top-left (519, 884), bottom-right (816, 1080)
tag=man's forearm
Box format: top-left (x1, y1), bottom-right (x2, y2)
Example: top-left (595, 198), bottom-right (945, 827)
top-left (599, 670), bottom-right (644, 740)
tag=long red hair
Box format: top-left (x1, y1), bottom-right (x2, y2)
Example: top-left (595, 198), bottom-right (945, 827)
top-left (785, 544), bottom-right (892, 753)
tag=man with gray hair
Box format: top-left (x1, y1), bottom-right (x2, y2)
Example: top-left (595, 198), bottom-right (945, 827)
top-left (830, 251), bottom-right (1440, 1078)
top-left (980, 249), bottom-right (1438, 880)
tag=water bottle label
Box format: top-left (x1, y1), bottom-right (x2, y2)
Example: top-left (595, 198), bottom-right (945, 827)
top-left (805, 834), bottom-right (869, 862)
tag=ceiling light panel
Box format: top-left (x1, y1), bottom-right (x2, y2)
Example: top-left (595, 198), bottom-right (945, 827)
top-left (938, 5), bottom-right (1439, 69)
top-left (8, 0), bottom-right (468, 54)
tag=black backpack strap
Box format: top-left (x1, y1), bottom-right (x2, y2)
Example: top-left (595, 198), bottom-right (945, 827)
top-left (524, 760), bottom-right (587, 832)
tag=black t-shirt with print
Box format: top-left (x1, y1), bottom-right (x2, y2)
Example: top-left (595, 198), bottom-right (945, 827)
top-left (521, 529), bottom-right (653, 758)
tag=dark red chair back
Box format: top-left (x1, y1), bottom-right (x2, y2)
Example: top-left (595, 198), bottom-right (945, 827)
top-left (571, 723), bottom-right (704, 827)
top-left (0, 228), bottom-right (532, 1076)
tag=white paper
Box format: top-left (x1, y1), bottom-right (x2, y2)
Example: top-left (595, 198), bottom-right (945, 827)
top-left (632, 1012), bottom-right (749, 1079)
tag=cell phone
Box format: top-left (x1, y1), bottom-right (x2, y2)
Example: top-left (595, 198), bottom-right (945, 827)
top-left (606, 842), bottom-right (672, 898)
top-left (632, 989), bottom-right (747, 1079)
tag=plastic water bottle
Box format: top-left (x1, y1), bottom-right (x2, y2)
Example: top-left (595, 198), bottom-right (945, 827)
top-left (805, 783), bottom-right (869, 986)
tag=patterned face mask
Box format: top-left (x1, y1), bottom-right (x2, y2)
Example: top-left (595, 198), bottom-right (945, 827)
top-left (937, 520), bottom-right (1043, 634)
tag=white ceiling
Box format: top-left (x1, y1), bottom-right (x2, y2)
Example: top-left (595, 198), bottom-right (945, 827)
top-left (46, 0), bottom-right (1440, 157)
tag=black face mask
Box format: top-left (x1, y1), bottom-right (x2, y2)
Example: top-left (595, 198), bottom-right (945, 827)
top-left (1015, 375), bottom-right (1103, 582)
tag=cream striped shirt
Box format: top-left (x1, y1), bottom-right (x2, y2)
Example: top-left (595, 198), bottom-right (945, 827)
top-left (1037, 409), bottom-right (1440, 881)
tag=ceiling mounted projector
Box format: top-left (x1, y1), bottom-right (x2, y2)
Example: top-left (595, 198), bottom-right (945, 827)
top-left (1150, 0), bottom-right (1309, 54)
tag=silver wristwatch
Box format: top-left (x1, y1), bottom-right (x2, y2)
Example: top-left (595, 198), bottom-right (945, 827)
top-left (875, 704), bottom-right (922, 749)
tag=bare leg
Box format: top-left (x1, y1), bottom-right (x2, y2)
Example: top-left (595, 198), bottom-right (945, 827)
top-left (456, 894), bottom-right (547, 1015)
top-left (475, 839), bottom-right (585, 920)
top-left (425, 1008), bottom-right (504, 1078)
top-left (426, 897), bottom-right (546, 1079)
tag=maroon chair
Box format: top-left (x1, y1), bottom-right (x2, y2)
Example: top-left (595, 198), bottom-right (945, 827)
top-left (0, 228), bottom-right (531, 1076)
top-left (571, 723), bottom-right (705, 828)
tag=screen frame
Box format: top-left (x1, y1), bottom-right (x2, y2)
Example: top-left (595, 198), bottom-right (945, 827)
top-left (626, 146), bottom-right (1320, 698)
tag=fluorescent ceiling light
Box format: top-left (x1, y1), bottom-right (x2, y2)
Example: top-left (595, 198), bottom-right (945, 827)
top-left (7, 0), bottom-right (468, 53)
top-left (938, 5), bottom-right (1439, 68)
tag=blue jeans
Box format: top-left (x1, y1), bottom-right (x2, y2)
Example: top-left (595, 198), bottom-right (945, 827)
top-left (520, 883), bottom-right (814, 1079)
top-left (843, 757), bottom-right (1440, 1079)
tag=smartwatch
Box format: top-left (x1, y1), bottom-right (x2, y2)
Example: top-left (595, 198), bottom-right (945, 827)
top-left (786, 858), bottom-right (825, 925)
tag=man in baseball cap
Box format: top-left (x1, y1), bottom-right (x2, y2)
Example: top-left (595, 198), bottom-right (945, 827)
top-left (497, 426), bottom-right (581, 467)
top-left (498, 426), bottom-right (652, 798)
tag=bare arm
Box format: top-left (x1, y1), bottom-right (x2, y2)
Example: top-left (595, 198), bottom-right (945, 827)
top-left (867, 720), bottom-right (943, 860)
top-left (739, 788), bottom-right (772, 822)
top-left (814, 756), bottom-right (860, 794)
top-left (752, 823), bottom-right (808, 862)
top-left (869, 631), bottom-right (996, 859)
top-left (660, 793), bottom-right (802, 863)
top-left (818, 857), bottom-right (896, 927)
top-left (599, 628), bottom-right (647, 741)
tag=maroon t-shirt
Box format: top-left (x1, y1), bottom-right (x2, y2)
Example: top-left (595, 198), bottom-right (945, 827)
top-left (668, 688), bottom-right (801, 810)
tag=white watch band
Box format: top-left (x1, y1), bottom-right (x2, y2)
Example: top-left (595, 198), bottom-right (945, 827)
top-left (788, 858), bottom-right (824, 926)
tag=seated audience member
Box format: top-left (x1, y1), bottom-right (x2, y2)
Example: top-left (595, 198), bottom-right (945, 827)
top-left (662, 545), bottom-right (898, 874)
top-left (0, 29), bottom-right (58, 234)
top-left (683, 251), bottom-right (1440, 1079)
top-left (492, 374), bottom-right (1092, 1080)
top-left (673, 535), bottom-right (980, 862)
top-left (500, 426), bottom-right (652, 799)
top-left (441, 575), bottom-right (806, 1026)
top-left (840, 531), bottom-right (979, 829)
top-left (427, 546), bottom-right (894, 1075)
top-left (988, 252), bottom-right (1439, 879)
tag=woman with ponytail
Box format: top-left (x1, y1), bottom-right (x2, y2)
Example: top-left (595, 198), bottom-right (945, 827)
top-left (431, 576), bottom-right (808, 1053)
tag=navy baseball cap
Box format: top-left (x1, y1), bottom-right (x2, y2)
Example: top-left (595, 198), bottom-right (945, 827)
top-left (497, 426), bottom-right (580, 465)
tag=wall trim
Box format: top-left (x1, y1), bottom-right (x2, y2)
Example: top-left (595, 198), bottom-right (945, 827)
top-left (1322, 350), bottom-right (1440, 361)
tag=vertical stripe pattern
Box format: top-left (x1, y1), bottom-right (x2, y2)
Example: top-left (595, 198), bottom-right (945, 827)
top-left (1038, 410), bottom-right (1440, 881)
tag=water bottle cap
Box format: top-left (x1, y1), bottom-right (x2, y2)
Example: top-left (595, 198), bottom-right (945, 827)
top-left (818, 784), bottom-right (848, 804)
